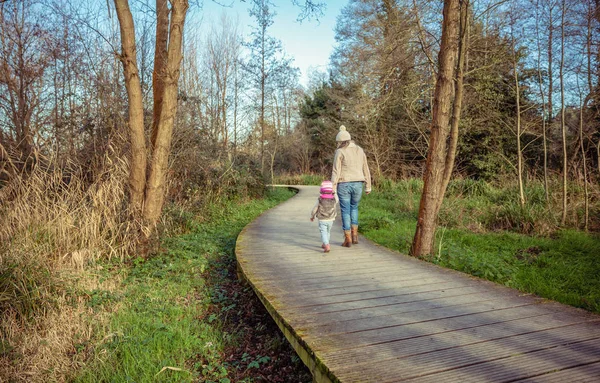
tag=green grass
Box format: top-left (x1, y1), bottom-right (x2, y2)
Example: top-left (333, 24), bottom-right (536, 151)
top-left (75, 188), bottom-right (298, 383)
top-left (360, 179), bottom-right (600, 314)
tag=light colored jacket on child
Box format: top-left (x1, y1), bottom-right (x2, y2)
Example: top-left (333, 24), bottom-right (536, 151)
top-left (311, 197), bottom-right (337, 221)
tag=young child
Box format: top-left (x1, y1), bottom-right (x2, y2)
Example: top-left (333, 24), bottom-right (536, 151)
top-left (310, 180), bottom-right (337, 253)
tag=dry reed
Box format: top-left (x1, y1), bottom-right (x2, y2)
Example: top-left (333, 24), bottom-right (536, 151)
top-left (0, 150), bottom-right (135, 382)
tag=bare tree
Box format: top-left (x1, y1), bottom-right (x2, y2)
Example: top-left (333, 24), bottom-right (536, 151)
top-left (559, 0), bottom-right (567, 225)
top-left (204, 14), bottom-right (241, 150)
top-left (0, 0), bottom-right (52, 161)
top-left (113, 0), bottom-right (189, 227)
top-left (577, 78), bottom-right (589, 230)
top-left (244, 0), bottom-right (293, 175)
top-left (533, 0), bottom-right (550, 202)
top-left (509, 8), bottom-right (526, 207)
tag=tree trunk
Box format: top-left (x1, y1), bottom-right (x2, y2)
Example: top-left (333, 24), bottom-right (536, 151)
top-left (514, 36), bottom-right (526, 208)
top-left (597, 140), bottom-right (600, 177)
top-left (260, 19), bottom-right (266, 175)
top-left (548, 5), bottom-right (554, 123)
top-left (151, 0), bottom-right (169, 147)
top-left (142, 0), bottom-right (188, 224)
top-left (114, 0), bottom-right (147, 215)
top-left (560, 0), bottom-right (567, 226)
top-left (579, 98), bottom-right (589, 231)
top-left (411, 0), bottom-right (460, 258)
top-left (234, 58), bottom-right (239, 154)
top-left (436, 0), bottom-right (469, 215)
top-left (535, 2), bottom-right (549, 202)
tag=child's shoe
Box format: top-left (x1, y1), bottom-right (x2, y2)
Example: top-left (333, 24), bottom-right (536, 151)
top-left (323, 244), bottom-right (330, 253)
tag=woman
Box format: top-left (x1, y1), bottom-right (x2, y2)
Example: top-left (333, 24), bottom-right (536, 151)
top-left (331, 125), bottom-right (371, 247)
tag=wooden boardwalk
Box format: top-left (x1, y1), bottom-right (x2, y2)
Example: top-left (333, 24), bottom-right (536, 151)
top-left (235, 186), bottom-right (600, 382)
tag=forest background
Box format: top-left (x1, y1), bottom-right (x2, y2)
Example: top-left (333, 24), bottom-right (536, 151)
top-left (1, 0), bottom-right (599, 381)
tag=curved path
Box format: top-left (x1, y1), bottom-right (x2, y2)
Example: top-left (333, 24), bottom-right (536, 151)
top-left (235, 186), bottom-right (600, 382)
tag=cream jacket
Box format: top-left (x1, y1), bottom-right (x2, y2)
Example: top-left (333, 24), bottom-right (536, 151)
top-left (331, 142), bottom-right (372, 192)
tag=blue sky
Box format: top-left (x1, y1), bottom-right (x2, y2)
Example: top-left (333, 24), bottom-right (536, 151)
top-left (195, 0), bottom-right (348, 86)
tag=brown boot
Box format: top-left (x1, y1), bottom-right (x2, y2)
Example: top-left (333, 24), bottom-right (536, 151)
top-left (351, 225), bottom-right (359, 244)
top-left (342, 230), bottom-right (352, 247)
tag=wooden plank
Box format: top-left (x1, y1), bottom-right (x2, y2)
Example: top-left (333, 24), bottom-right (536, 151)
top-left (329, 322), bottom-right (600, 382)
top-left (289, 293), bottom-right (511, 328)
top-left (307, 304), bottom-right (566, 351)
top-left (398, 338), bottom-right (600, 383)
top-left (235, 186), bottom-right (600, 383)
top-left (303, 298), bottom-right (539, 334)
top-left (321, 314), bottom-right (597, 365)
top-left (516, 361), bottom-right (600, 382)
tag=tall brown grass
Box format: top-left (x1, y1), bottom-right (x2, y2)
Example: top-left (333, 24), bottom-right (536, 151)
top-left (0, 150), bottom-right (135, 382)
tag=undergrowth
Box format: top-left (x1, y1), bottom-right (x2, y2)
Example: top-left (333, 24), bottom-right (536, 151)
top-left (0, 153), bottom-right (137, 381)
top-left (74, 187), bottom-right (310, 382)
top-left (272, 173), bottom-right (323, 186)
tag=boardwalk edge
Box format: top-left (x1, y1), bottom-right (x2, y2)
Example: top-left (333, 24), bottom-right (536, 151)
top-left (235, 187), bottom-right (338, 383)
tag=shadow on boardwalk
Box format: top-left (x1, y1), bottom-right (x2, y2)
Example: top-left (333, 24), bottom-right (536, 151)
top-left (236, 186), bottom-right (600, 383)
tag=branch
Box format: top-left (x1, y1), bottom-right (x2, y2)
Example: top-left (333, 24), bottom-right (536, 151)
top-left (291, 0), bottom-right (326, 22)
top-left (412, 0), bottom-right (437, 74)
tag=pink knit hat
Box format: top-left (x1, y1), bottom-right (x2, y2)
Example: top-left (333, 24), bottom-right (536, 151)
top-left (320, 180), bottom-right (334, 199)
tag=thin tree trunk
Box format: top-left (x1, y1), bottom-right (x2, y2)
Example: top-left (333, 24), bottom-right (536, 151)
top-left (436, 0), bottom-right (469, 215)
top-left (151, 0), bottom-right (169, 147)
top-left (535, 0), bottom-right (549, 202)
top-left (548, 5), bottom-right (554, 123)
top-left (580, 0), bottom-right (593, 231)
top-left (234, 58), bottom-right (238, 154)
top-left (221, 74), bottom-right (228, 150)
top-left (411, 0), bottom-right (460, 257)
top-left (514, 35), bottom-right (526, 208)
top-left (260, 14), bottom-right (266, 174)
top-left (114, 0), bottom-right (147, 215)
top-left (560, 0), bottom-right (567, 225)
top-left (597, 140), bottom-right (600, 177)
top-left (143, 0), bottom-right (188, 224)
top-left (579, 97), bottom-right (589, 231)
top-left (596, 0), bottom-right (600, 98)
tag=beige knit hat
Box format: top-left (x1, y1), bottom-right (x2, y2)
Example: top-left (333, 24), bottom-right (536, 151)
top-left (335, 125), bottom-right (351, 142)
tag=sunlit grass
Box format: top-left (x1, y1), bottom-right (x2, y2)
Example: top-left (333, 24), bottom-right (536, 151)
top-left (75, 188), bottom-right (297, 382)
top-left (360, 178), bottom-right (600, 314)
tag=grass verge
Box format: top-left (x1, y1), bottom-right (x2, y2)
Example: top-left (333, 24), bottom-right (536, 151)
top-left (75, 187), bottom-right (311, 383)
top-left (360, 179), bottom-right (600, 314)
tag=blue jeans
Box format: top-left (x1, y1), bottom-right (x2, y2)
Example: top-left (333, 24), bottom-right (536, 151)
top-left (318, 220), bottom-right (333, 245)
top-left (337, 182), bottom-right (363, 231)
